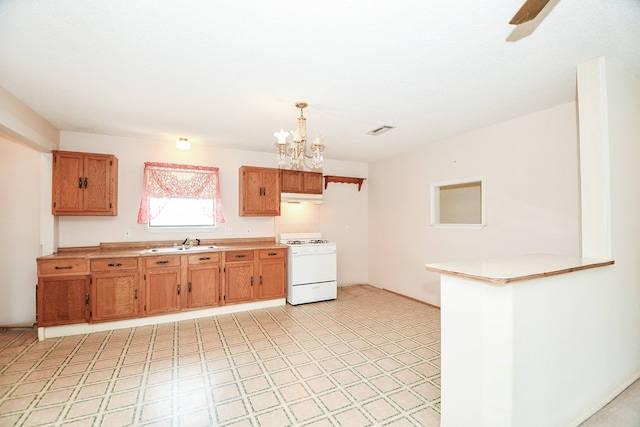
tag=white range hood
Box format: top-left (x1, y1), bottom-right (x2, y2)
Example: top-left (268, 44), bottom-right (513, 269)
top-left (280, 192), bottom-right (323, 204)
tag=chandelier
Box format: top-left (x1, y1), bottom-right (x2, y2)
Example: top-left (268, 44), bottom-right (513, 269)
top-left (273, 102), bottom-right (324, 170)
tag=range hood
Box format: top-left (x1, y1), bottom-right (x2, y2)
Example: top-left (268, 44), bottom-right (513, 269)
top-left (281, 192), bottom-right (324, 204)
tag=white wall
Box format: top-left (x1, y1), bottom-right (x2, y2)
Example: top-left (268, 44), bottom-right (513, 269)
top-left (368, 102), bottom-right (582, 306)
top-left (0, 137), bottom-right (42, 325)
top-left (576, 57), bottom-right (640, 419)
top-left (57, 131), bottom-right (369, 287)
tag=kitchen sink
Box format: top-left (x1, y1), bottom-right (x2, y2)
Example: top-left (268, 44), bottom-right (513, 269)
top-left (144, 245), bottom-right (217, 254)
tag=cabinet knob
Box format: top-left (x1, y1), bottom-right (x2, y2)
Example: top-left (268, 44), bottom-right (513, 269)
top-left (54, 265), bottom-right (73, 270)
top-left (156, 260), bottom-right (170, 264)
top-left (107, 263), bottom-right (122, 267)
top-left (235, 254), bottom-right (246, 258)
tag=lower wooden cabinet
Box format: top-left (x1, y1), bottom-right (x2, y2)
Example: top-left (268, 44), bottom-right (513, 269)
top-left (37, 276), bottom-right (88, 327)
top-left (186, 253), bottom-right (221, 309)
top-left (224, 250), bottom-right (255, 304)
top-left (37, 245), bottom-right (287, 327)
top-left (257, 249), bottom-right (286, 300)
top-left (36, 257), bottom-right (90, 327)
top-left (144, 255), bottom-right (183, 316)
top-left (90, 258), bottom-right (140, 323)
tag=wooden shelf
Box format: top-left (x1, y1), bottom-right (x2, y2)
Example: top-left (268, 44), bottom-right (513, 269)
top-left (323, 175), bottom-right (366, 191)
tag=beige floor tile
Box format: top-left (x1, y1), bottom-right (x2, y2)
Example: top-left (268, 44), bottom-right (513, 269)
top-left (0, 286), bottom-right (449, 427)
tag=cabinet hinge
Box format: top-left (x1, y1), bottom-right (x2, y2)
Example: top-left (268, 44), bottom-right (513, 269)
top-left (144, 305), bottom-right (147, 311)
top-left (53, 202), bottom-right (56, 208)
top-left (109, 203), bottom-right (112, 208)
top-left (110, 160), bottom-right (113, 166)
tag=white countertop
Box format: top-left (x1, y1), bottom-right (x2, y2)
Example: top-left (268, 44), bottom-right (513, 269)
top-left (425, 253), bottom-right (614, 285)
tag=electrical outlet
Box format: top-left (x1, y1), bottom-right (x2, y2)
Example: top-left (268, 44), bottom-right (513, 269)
top-left (224, 228), bottom-right (232, 235)
top-left (246, 227), bottom-right (251, 234)
top-left (124, 229), bottom-right (132, 238)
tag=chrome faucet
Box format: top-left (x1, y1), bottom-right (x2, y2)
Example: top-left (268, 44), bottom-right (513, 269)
top-left (182, 237), bottom-right (189, 245)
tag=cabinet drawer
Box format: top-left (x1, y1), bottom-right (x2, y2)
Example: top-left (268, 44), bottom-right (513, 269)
top-left (91, 257), bottom-right (139, 272)
top-left (225, 251), bottom-right (254, 262)
top-left (38, 258), bottom-right (89, 276)
top-left (144, 256), bottom-right (182, 269)
top-left (258, 249), bottom-right (286, 260)
top-left (188, 252), bottom-right (220, 265)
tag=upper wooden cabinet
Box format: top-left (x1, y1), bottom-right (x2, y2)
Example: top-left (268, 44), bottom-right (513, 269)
top-left (281, 170), bottom-right (323, 194)
top-left (239, 166), bottom-right (281, 216)
top-left (52, 150), bottom-right (118, 216)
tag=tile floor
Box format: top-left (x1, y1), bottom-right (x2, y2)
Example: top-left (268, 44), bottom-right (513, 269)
top-left (0, 285), bottom-right (442, 426)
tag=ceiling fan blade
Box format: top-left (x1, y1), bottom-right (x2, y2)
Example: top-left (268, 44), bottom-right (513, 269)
top-left (509, 0), bottom-right (552, 25)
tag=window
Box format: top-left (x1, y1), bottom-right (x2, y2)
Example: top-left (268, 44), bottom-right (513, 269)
top-left (430, 176), bottom-right (486, 229)
top-left (137, 162), bottom-right (225, 229)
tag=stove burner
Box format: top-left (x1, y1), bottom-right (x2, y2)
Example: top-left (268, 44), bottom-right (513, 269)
top-left (285, 239), bottom-right (330, 245)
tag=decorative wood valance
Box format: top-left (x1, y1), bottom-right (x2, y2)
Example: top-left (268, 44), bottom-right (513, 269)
top-left (323, 175), bottom-right (366, 191)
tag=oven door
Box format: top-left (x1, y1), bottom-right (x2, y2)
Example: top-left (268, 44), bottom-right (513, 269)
top-left (289, 251), bottom-right (337, 285)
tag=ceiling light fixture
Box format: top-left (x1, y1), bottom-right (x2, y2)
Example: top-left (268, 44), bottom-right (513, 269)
top-left (176, 137), bottom-right (190, 150)
top-left (274, 102), bottom-right (324, 170)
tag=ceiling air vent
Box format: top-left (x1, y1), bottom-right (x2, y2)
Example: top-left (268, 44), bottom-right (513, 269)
top-left (367, 125), bottom-right (395, 136)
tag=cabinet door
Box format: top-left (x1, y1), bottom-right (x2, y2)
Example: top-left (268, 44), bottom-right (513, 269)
top-left (52, 151), bottom-right (84, 213)
top-left (240, 167), bottom-right (264, 215)
top-left (90, 272), bottom-right (140, 323)
top-left (145, 267), bottom-right (182, 316)
top-left (258, 259), bottom-right (286, 300)
top-left (37, 276), bottom-right (88, 326)
top-left (83, 154), bottom-right (115, 214)
top-left (224, 262), bottom-right (254, 304)
top-left (281, 170), bottom-right (303, 193)
top-left (303, 172), bottom-right (323, 194)
top-left (261, 168), bottom-right (282, 214)
top-left (187, 264), bottom-right (220, 309)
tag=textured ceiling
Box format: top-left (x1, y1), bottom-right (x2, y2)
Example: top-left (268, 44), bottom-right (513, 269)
top-left (1, 0), bottom-right (639, 163)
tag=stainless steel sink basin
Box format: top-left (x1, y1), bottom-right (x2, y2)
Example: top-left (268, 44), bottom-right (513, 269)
top-left (144, 245), bottom-right (217, 254)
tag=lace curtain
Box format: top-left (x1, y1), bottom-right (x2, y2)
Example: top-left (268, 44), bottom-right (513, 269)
top-left (137, 162), bottom-right (225, 224)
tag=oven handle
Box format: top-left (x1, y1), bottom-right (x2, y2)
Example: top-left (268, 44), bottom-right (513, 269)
top-left (291, 251), bottom-right (336, 256)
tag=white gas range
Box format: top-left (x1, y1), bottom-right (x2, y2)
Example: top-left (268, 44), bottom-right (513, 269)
top-left (279, 233), bottom-right (337, 305)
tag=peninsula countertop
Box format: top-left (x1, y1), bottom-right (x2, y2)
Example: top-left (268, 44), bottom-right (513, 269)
top-left (425, 253), bottom-right (614, 285)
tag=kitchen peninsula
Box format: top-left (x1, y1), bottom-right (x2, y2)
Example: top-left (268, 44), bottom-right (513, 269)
top-left (36, 238), bottom-right (287, 341)
top-left (427, 254), bottom-right (615, 427)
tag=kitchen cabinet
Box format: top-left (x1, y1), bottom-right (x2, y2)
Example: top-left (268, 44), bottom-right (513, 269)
top-left (52, 150), bottom-right (118, 216)
top-left (36, 240), bottom-right (287, 330)
top-left (186, 253), bottom-right (221, 309)
top-left (36, 258), bottom-right (89, 327)
top-left (239, 166), bottom-right (281, 216)
top-left (144, 255), bottom-right (183, 316)
top-left (257, 249), bottom-right (286, 300)
top-left (90, 257), bottom-right (141, 323)
top-left (281, 170), bottom-right (323, 194)
top-left (223, 250), bottom-right (255, 304)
